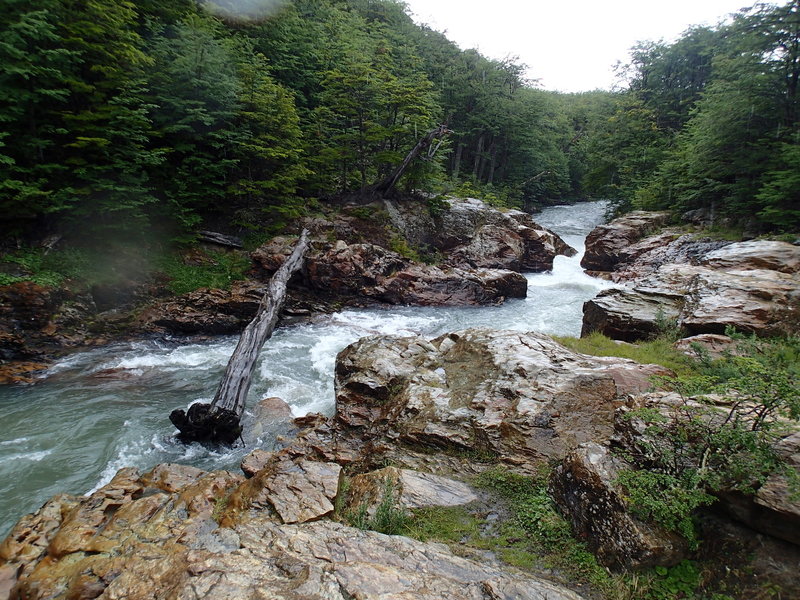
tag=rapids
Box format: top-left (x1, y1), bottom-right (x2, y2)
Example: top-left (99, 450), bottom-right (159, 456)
top-left (0, 200), bottom-right (611, 537)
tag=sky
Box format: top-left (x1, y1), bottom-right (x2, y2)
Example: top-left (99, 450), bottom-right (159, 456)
top-left (402, 0), bottom-right (756, 92)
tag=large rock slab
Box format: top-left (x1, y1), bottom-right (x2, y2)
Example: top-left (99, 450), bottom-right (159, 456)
top-left (347, 466), bottom-right (478, 519)
top-left (550, 442), bottom-right (688, 569)
top-left (305, 241), bottom-right (528, 306)
top-left (0, 460), bottom-right (585, 600)
top-left (580, 211), bottom-right (670, 271)
top-left (138, 280), bottom-right (264, 334)
top-left (583, 263), bottom-right (800, 340)
top-left (230, 457), bottom-right (342, 524)
top-left (334, 328), bottom-right (670, 463)
top-left (700, 240), bottom-right (800, 274)
top-left (386, 197), bottom-right (576, 273)
top-left (582, 287), bottom-right (684, 341)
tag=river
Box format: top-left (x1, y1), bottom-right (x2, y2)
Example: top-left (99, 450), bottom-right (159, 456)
top-left (0, 200), bottom-right (611, 538)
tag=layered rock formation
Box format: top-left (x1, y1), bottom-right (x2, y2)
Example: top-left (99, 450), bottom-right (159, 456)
top-left (385, 197), bottom-right (577, 272)
top-left (581, 217), bottom-right (800, 340)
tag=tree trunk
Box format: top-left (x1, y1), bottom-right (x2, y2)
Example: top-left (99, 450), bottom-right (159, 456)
top-left (452, 141), bottom-right (464, 180)
top-left (169, 229), bottom-right (310, 444)
top-left (372, 124), bottom-right (451, 196)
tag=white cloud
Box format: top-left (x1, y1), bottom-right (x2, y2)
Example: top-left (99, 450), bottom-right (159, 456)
top-left (403, 0), bottom-right (752, 92)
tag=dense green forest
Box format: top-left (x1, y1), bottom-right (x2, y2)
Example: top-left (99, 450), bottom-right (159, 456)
top-left (1, 0), bottom-right (798, 251)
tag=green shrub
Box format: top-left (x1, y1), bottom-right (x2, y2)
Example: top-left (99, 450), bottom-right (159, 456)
top-left (345, 476), bottom-right (410, 536)
top-left (616, 332), bottom-right (799, 544)
top-left (0, 247), bottom-right (93, 288)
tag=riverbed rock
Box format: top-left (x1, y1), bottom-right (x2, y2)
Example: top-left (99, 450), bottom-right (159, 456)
top-left (0, 458), bottom-right (585, 600)
top-left (384, 197), bottom-right (576, 272)
top-left (0, 282), bottom-right (114, 382)
top-left (303, 241), bottom-right (527, 306)
top-left (230, 457), bottom-right (342, 524)
top-left (580, 211), bottom-right (670, 271)
top-left (334, 328), bottom-right (671, 465)
top-left (583, 262), bottom-right (800, 340)
top-left (550, 442), bottom-right (688, 569)
top-left (581, 287), bottom-right (684, 341)
top-left (137, 280), bottom-right (264, 334)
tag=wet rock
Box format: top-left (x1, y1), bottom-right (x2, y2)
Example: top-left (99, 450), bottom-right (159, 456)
top-left (610, 234), bottom-right (732, 282)
top-left (680, 268), bottom-right (800, 336)
top-left (380, 265), bottom-right (527, 306)
top-left (303, 241), bottom-right (527, 306)
top-left (334, 328), bottom-right (670, 463)
top-left (581, 211), bottom-right (670, 271)
top-left (138, 280), bottom-right (264, 334)
top-left (378, 197), bottom-right (576, 272)
top-left (701, 240), bottom-right (800, 273)
top-left (347, 466), bottom-right (478, 518)
top-left (0, 360), bottom-right (49, 384)
top-left (583, 262), bottom-right (800, 340)
top-left (582, 288), bottom-right (683, 341)
top-left (550, 442), bottom-right (688, 569)
top-left (241, 449), bottom-right (274, 477)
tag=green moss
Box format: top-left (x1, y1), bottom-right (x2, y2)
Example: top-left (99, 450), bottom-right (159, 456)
top-left (158, 249), bottom-right (250, 295)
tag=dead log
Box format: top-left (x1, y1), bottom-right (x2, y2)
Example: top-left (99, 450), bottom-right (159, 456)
top-left (170, 229), bottom-right (310, 444)
top-left (197, 230), bottom-right (244, 249)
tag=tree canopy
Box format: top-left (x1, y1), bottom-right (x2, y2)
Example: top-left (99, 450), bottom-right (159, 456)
top-left (1, 0), bottom-right (797, 245)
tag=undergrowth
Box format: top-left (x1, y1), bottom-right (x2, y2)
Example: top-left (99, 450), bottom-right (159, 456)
top-left (157, 250), bottom-right (250, 295)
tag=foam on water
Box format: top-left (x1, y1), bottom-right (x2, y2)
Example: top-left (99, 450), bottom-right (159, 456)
top-left (0, 200), bottom-right (610, 538)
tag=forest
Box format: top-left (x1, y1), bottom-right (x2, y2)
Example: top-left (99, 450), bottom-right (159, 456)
top-left (1, 0), bottom-right (799, 253)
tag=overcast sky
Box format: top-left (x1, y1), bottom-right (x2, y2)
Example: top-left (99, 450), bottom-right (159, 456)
top-left (402, 0), bottom-right (756, 92)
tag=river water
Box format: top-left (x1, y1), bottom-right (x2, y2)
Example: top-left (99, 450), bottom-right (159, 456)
top-left (0, 200), bottom-right (611, 537)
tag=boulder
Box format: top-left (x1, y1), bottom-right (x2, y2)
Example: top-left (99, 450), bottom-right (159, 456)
top-left (582, 263), bottom-right (800, 341)
top-left (580, 211), bottom-right (670, 271)
top-left (346, 466), bottom-right (478, 519)
top-left (229, 457), bottom-right (342, 524)
top-left (582, 288), bottom-right (683, 341)
top-left (384, 197), bottom-right (576, 272)
top-left (550, 442), bottom-right (688, 570)
top-left (673, 334), bottom-right (739, 359)
top-left (611, 234), bottom-right (732, 282)
top-left (680, 268), bottom-right (800, 336)
top-left (0, 282), bottom-right (97, 361)
top-left (303, 241), bottom-right (527, 306)
top-left (334, 329), bottom-right (670, 463)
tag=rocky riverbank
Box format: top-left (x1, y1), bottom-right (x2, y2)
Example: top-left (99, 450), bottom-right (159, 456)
top-left (580, 212), bottom-right (800, 340)
top-left (2, 325), bottom-right (799, 599)
top-left (0, 197), bottom-right (575, 383)
top-left (2, 207), bottom-right (799, 599)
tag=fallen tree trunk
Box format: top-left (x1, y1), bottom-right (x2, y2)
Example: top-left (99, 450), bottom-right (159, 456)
top-left (170, 229), bottom-right (310, 444)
